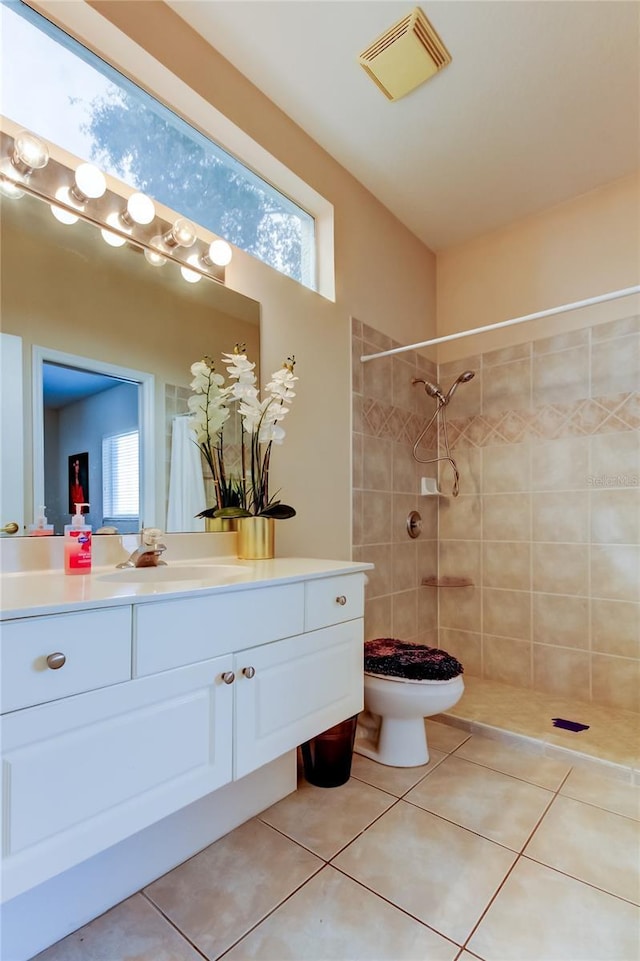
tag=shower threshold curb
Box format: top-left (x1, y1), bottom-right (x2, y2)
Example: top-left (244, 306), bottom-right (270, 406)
top-left (433, 712), bottom-right (639, 785)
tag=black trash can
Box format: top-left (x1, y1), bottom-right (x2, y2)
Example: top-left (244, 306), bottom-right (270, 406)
top-left (301, 715), bottom-right (358, 788)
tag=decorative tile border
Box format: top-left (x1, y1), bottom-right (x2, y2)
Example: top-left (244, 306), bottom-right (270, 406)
top-left (448, 392), bottom-right (639, 449)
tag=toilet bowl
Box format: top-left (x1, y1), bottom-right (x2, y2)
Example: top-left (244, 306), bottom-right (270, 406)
top-left (355, 638), bottom-right (464, 767)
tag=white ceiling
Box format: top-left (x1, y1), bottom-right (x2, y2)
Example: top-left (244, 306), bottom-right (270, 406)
top-left (169, 0), bottom-right (640, 252)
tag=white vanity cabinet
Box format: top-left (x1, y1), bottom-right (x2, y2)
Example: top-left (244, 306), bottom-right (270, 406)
top-left (0, 569), bottom-right (365, 904)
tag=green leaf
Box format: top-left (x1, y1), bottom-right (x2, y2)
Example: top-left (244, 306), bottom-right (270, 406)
top-left (213, 507), bottom-right (252, 518)
top-left (259, 504), bottom-right (296, 519)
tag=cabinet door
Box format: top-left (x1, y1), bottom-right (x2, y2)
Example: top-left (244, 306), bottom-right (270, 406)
top-left (1, 656), bottom-right (233, 903)
top-left (234, 620), bottom-right (364, 780)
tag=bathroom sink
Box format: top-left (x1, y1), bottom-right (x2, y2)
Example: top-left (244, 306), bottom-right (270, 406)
top-left (98, 564), bottom-right (252, 585)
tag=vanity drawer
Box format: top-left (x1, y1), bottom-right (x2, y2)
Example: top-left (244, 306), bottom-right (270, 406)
top-left (1, 607), bottom-right (132, 714)
top-left (305, 574), bottom-right (365, 631)
top-left (134, 582), bottom-right (305, 677)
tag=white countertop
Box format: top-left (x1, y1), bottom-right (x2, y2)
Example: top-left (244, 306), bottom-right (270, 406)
top-left (0, 557), bottom-right (373, 619)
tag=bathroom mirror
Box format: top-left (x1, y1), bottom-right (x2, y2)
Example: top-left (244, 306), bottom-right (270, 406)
top-left (0, 189), bottom-right (260, 535)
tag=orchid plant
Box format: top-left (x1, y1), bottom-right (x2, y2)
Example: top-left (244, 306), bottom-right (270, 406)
top-left (187, 357), bottom-right (242, 517)
top-left (188, 346), bottom-right (298, 521)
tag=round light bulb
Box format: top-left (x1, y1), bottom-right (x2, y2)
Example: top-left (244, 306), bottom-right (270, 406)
top-left (13, 130), bottom-right (49, 170)
top-left (126, 192), bottom-right (155, 225)
top-left (0, 177), bottom-right (25, 199)
top-left (74, 163), bottom-right (106, 200)
top-left (168, 217), bottom-right (196, 248)
top-left (144, 248), bottom-right (167, 267)
top-left (180, 265), bottom-right (202, 284)
top-left (51, 204), bottom-right (79, 225)
top-left (207, 239), bottom-right (232, 266)
top-left (101, 228), bottom-right (127, 248)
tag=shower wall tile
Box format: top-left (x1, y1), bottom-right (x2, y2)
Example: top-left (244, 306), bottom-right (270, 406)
top-left (484, 635), bottom-right (532, 688)
top-left (483, 589), bottom-right (531, 641)
top-left (352, 433), bottom-right (363, 490)
top-left (532, 346), bottom-right (589, 406)
top-left (591, 334), bottom-right (640, 397)
top-left (531, 491), bottom-right (589, 543)
top-left (354, 319), bottom-right (640, 712)
top-left (483, 493), bottom-right (531, 541)
top-left (439, 628), bottom-right (482, 676)
top-left (532, 593), bottom-right (589, 650)
top-left (392, 357), bottom-right (418, 411)
top-left (392, 542), bottom-right (418, 593)
top-left (392, 589), bottom-right (418, 638)
top-left (392, 442), bottom-right (419, 494)
top-left (591, 314), bottom-right (640, 342)
top-left (590, 489), bottom-right (640, 545)
top-left (483, 342), bottom-right (532, 366)
top-left (361, 491), bottom-right (392, 545)
top-left (417, 537), bottom-right (438, 581)
top-left (533, 328), bottom-right (589, 354)
top-left (482, 443), bottom-right (530, 493)
top-left (351, 337), bottom-right (363, 394)
top-left (362, 351), bottom-right (392, 404)
top-left (591, 545), bottom-right (640, 602)
top-left (589, 430), bottom-right (640, 480)
top-left (362, 435), bottom-right (393, 491)
top-left (591, 654), bottom-right (640, 713)
top-left (532, 543), bottom-right (589, 596)
top-left (439, 586), bottom-right (481, 632)
top-left (364, 596), bottom-right (392, 641)
top-left (591, 599), bottom-right (640, 659)
top-left (533, 645), bottom-right (590, 699)
top-left (353, 544), bottom-right (393, 599)
top-left (438, 495), bottom-right (482, 540)
top-left (483, 542), bottom-right (531, 591)
top-left (440, 540), bottom-right (481, 584)
top-left (482, 359), bottom-right (531, 415)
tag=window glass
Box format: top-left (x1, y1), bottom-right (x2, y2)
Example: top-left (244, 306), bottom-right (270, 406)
top-left (1, 1), bottom-right (316, 287)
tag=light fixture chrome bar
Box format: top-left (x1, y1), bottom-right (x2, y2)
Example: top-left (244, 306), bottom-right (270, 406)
top-left (360, 285), bottom-right (640, 362)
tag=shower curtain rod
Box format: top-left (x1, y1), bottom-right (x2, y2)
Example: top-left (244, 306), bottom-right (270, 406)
top-left (360, 285), bottom-right (640, 363)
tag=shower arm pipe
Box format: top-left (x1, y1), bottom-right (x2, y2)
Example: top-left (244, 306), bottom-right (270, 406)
top-left (360, 285), bottom-right (640, 363)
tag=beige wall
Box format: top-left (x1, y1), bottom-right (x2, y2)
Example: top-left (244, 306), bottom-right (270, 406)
top-left (84, 0), bottom-right (437, 561)
top-left (437, 171), bottom-right (640, 362)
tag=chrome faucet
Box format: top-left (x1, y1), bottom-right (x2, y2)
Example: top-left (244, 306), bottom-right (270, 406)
top-left (117, 528), bottom-right (167, 569)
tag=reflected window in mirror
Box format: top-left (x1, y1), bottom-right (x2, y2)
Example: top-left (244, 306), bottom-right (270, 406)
top-left (3, 1), bottom-right (317, 288)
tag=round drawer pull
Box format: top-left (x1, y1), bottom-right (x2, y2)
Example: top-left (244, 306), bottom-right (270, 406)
top-left (46, 652), bottom-right (66, 670)
top-left (242, 666), bottom-right (256, 679)
top-left (221, 671), bottom-right (235, 685)
top-left (336, 595), bottom-right (347, 606)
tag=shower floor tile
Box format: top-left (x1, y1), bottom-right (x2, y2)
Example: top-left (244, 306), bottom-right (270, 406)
top-left (442, 674), bottom-right (640, 769)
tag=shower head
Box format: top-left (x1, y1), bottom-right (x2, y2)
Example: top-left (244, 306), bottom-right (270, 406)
top-left (412, 377), bottom-right (446, 405)
top-left (444, 370), bottom-right (475, 402)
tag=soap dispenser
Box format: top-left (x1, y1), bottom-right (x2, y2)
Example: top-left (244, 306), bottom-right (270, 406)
top-left (28, 505), bottom-right (54, 536)
top-left (64, 503), bottom-right (92, 574)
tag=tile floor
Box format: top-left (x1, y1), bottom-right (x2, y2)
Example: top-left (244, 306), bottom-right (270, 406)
top-left (35, 719), bottom-right (640, 961)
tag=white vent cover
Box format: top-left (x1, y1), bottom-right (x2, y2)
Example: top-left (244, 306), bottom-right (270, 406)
top-left (359, 7), bottom-right (452, 101)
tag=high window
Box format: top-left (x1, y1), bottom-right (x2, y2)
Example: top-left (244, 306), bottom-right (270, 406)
top-left (1, 1), bottom-right (316, 288)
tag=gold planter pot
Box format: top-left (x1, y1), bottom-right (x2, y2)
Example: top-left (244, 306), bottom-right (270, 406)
top-left (205, 517), bottom-right (237, 533)
top-left (236, 516), bottom-right (275, 560)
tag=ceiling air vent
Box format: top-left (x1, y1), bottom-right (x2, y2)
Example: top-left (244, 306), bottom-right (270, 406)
top-left (359, 7), bottom-right (452, 101)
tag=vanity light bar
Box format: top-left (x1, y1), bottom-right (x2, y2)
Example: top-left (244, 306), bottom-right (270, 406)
top-left (0, 129), bottom-right (232, 286)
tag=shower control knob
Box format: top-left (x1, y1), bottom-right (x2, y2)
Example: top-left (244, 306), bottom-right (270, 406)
top-left (336, 595), bottom-right (347, 606)
top-left (221, 671), bottom-right (235, 685)
top-left (46, 652), bottom-right (66, 670)
top-left (242, 666), bottom-right (256, 679)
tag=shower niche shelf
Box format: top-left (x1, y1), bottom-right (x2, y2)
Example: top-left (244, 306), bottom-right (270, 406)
top-left (421, 576), bottom-right (474, 588)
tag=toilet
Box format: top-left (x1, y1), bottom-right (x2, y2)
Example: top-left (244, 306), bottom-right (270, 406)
top-left (355, 638), bottom-right (464, 767)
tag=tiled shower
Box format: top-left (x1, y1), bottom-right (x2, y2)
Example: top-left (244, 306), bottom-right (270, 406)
top-left (352, 314), bottom-right (640, 715)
